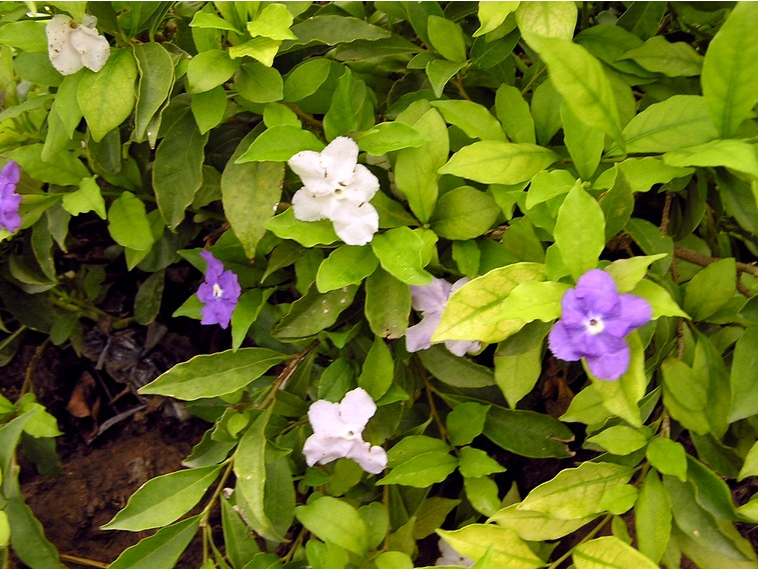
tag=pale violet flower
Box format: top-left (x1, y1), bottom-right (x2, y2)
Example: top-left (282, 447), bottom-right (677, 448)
top-left (303, 387), bottom-right (387, 474)
top-left (435, 537), bottom-right (474, 567)
top-left (46, 14), bottom-right (110, 76)
top-left (406, 277), bottom-right (481, 357)
top-left (288, 136), bottom-right (380, 246)
top-left (0, 161), bottom-right (22, 233)
top-left (196, 251), bottom-right (241, 329)
top-left (548, 269), bottom-right (652, 380)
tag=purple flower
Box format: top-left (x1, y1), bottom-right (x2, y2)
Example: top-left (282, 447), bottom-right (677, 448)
top-left (196, 251), bottom-right (241, 329)
top-left (0, 161), bottom-right (22, 233)
top-left (548, 269), bottom-right (652, 380)
top-left (406, 277), bottom-right (481, 357)
top-left (303, 388), bottom-right (387, 474)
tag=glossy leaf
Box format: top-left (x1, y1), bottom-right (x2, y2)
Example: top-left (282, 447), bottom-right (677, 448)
top-left (430, 186), bottom-right (499, 240)
top-left (102, 466), bottom-right (221, 531)
top-left (316, 245), bottom-right (378, 293)
top-left (295, 496), bottom-right (368, 555)
top-left (133, 42), bottom-right (174, 143)
top-left (484, 406), bottom-right (574, 459)
top-left (109, 516), bottom-right (201, 569)
top-left (371, 227), bottom-right (433, 286)
top-left (273, 285), bottom-right (357, 339)
top-left (554, 181), bottom-right (605, 280)
top-left (439, 141), bottom-right (559, 185)
top-left (139, 348), bottom-right (287, 400)
top-left (364, 269), bottom-right (410, 339)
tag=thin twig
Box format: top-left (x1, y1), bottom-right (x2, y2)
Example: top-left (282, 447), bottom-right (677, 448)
top-left (660, 192), bottom-right (673, 236)
top-left (548, 514), bottom-right (612, 569)
top-left (673, 246), bottom-right (758, 278)
top-left (60, 554), bottom-right (109, 569)
top-left (287, 105), bottom-right (324, 132)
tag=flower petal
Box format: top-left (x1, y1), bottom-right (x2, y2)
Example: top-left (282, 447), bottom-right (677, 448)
top-left (575, 269), bottom-right (619, 314)
top-left (405, 316), bottom-right (440, 353)
top-left (338, 387), bottom-right (376, 433)
top-left (346, 440), bottom-right (387, 474)
top-left (200, 251), bottom-right (224, 280)
top-left (585, 342), bottom-right (630, 380)
top-left (548, 321), bottom-right (583, 362)
top-left (330, 202), bottom-right (379, 246)
top-left (288, 151), bottom-right (333, 194)
top-left (1, 161), bottom-right (20, 185)
top-left (70, 27), bottom-right (110, 72)
top-left (410, 278), bottom-right (451, 314)
top-left (307, 400), bottom-right (344, 437)
top-left (603, 293), bottom-right (652, 337)
top-left (321, 136), bottom-right (359, 183)
top-left (291, 189), bottom-right (332, 222)
top-left (47, 15), bottom-right (85, 76)
top-left (303, 433), bottom-right (353, 466)
top-left (340, 164), bottom-right (379, 204)
top-left (445, 339), bottom-right (481, 357)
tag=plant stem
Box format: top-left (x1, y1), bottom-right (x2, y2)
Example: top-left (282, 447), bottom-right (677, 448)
top-left (59, 554), bottom-right (109, 569)
top-left (20, 338), bottom-right (49, 396)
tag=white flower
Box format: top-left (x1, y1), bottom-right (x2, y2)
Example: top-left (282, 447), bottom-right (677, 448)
top-left (406, 277), bottom-right (481, 357)
top-left (435, 537), bottom-right (474, 567)
top-left (303, 387), bottom-right (387, 474)
top-left (47, 14), bottom-right (110, 76)
top-left (288, 137), bottom-right (380, 246)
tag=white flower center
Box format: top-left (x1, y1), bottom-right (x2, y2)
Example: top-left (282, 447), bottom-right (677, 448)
top-left (212, 283), bottom-right (224, 298)
top-left (344, 429), bottom-right (359, 440)
top-left (585, 317), bottom-right (605, 335)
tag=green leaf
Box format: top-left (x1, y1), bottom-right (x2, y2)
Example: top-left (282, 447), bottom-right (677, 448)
top-left (431, 100), bottom-right (506, 142)
top-left (134, 270), bottom-right (164, 325)
top-left (526, 36), bottom-right (624, 150)
top-left (425, 59), bottom-right (466, 98)
top-left (573, 536), bottom-right (659, 569)
top-left (139, 348), bottom-right (287, 400)
top-left (370, 227), bottom-right (433, 285)
top-left (418, 345), bottom-right (495, 388)
top-left (434, 262), bottom-right (545, 344)
top-left (447, 402), bottom-right (490, 446)
top-left (660, 358), bottom-right (711, 435)
top-left (224, 132), bottom-right (285, 257)
top-left (474, 2), bottom-right (519, 36)
top-left (498, 280), bottom-right (569, 323)
top-left (647, 438), bottom-right (688, 482)
top-left (562, 103), bottom-right (603, 180)
top-left (394, 107), bottom-right (448, 223)
top-left (730, 325), bottom-right (758, 422)
top-left (600, 484), bottom-right (638, 515)
top-left (378, 451), bottom-right (458, 487)
top-left (0, 20), bottom-right (48, 52)
top-left (189, 11), bottom-right (240, 32)
top-left (133, 42), bottom-right (175, 143)
top-left (554, 181), bottom-right (605, 280)
top-left (191, 86), bottom-right (227, 134)
top-left (483, 406), bottom-right (574, 459)
top-left (683, 258), bottom-right (736, 321)
top-left (520, 462), bottom-right (635, 519)
top-left (246, 3), bottom-right (296, 40)
top-left (222, 498), bottom-right (260, 568)
top-left (427, 15), bottom-right (466, 62)
top-left (109, 516), bottom-right (201, 569)
top-left (8, 144), bottom-right (89, 187)
top-left (273, 285), bottom-right (357, 339)
top-left (62, 177), bottom-right (106, 219)
top-left (663, 139), bottom-right (758, 177)
top-left (107, 192), bottom-right (155, 252)
top-left (283, 58), bottom-right (332, 102)
top-left (489, 505), bottom-right (595, 541)
top-left (364, 269), bottom-right (411, 339)
top-left (186, 49), bottom-right (238, 93)
top-left (439, 141), bottom-right (559, 185)
top-left (102, 466), bottom-right (221, 531)
top-left (701, 2), bottom-right (758, 138)
top-left (465, 476), bottom-right (502, 517)
top-left (738, 442), bottom-right (758, 481)
top-left (494, 342), bottom-right (543, 409)
top-left (459, 447), bottom-right (505, 479)
top-left (229, 37), bottom-right (280, 65)
top-left (295, 496), bottom-right (368, 555)
top-left (358, 335), bottom-right (394, 400)
top-left (284, 15), bottom-right (390, 50)
top-left (236, 60), bottom-right (284, 104)
top-left (515, 1), bottom-right (577, 40)
top-left (77, 49), bottom-right (137, 142)
top-left (621, 36), bottom-right (703, 77)
top-left (429, 186), bottom-right (499, 240)
top-left (438, 525), bottom-right (544, 569)
top-left (635, 470), bottom-right (672, 563)
top-left (587, 426), bottom-right (649, 455)
top-left (495, 84), bottom-right (536, 144)
top-left (614, 95), bottom-right (718, 155)
top-left (357, 122), bottom-right (428, 155)
top-left (265, 208), bottom-right (339, 247)
top-left (153, 112), bottom-right (208, 229)
top-left (604, 255), bottom-right (667, 293)
top-left (237, 126), bottom-right (324, 163)
top-left (231, 289), bottom-right (273, 350)
top-left (629, 280), bottom-right (688, 319)
top-left (51, 74), bottom-right (82, 138)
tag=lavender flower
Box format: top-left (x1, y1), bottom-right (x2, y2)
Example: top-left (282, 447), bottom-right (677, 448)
top-left (548, 269), bottom-right (652, 380)
top-left (406, 277), bottom-right (481, 357)
top-left (303, 387), bottom-right (387, 474)
top-left (196, 251), bottom-right (241, 329)
top-left (0, 161), bottom-right (22, 233)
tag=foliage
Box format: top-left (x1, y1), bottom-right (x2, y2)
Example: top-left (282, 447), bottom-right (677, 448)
top-left (0, 1), bottom-right (756, 568)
